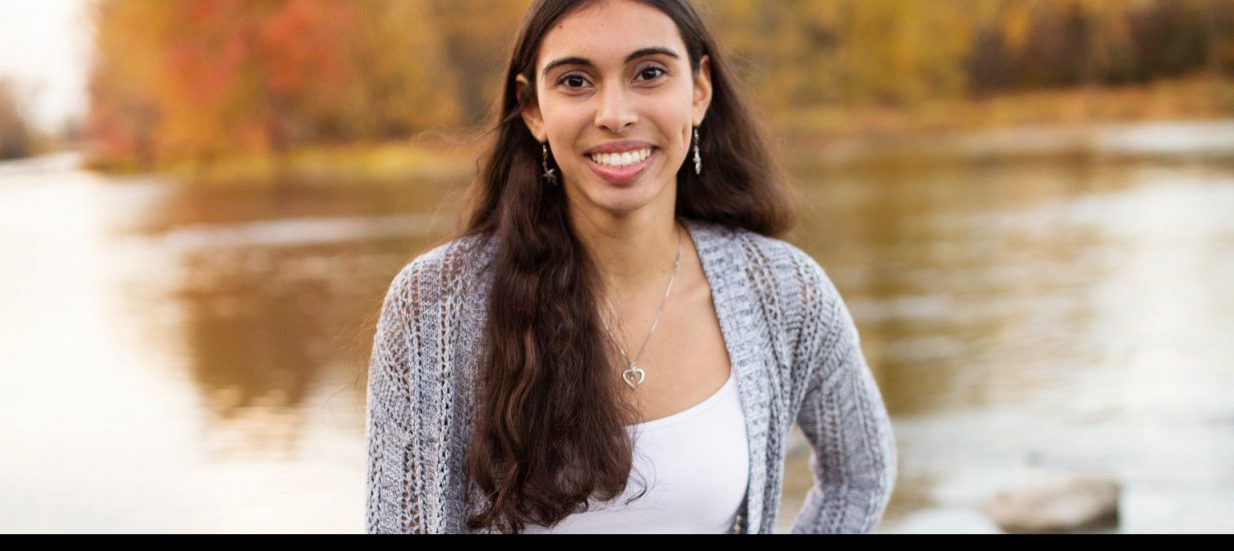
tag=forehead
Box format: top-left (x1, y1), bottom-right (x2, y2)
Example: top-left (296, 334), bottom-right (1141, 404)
top-left (538, 0), bottom-right (684, 70)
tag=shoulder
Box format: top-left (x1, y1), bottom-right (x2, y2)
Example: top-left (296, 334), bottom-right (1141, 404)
top-left (378, 232), bottom-right (495, 320)
top-left (392, 232), bottom-right (494, 291)
top-left (719, 226), bottom-right (848, 354)
top-left (686, 218), bottom-right (821, 283)
top-left (685, 218), bottom-right (842, 317)
top-left (728, 227), bottom-right (843, 309)
top-left (402, 231), bottom-right (492, 281)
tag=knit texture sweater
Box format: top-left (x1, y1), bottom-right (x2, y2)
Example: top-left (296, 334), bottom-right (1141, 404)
top-left (364, 217), bottom-right (898, 534)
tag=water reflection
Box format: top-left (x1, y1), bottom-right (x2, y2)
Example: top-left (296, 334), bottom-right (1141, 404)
top-left (0, 158), bottom-right (446, 532)
top-left (789, 156), bottom-right (1234, 532)
top-left (1, 120), bottom-right (1232, 533)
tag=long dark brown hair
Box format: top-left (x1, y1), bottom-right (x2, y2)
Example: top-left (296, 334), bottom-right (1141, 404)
top-left (435, 0), bottom-right (798, 533)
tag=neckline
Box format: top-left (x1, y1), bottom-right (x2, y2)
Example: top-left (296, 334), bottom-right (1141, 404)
top-left (467, 217), bottom-right (761, 533)
top-left (625, 367), bottom-right (736, 432)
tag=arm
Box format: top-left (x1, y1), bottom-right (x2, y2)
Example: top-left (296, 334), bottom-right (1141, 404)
top-left (365, 261), bottom-right (433, 534)
top-left (790, 264), bottom-right (897, 534)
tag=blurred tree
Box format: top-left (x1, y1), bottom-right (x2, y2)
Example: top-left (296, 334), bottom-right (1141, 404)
top-left (424, 0), bottom-right (530, 125)
top-left (82, 0), bottom-right (167, 168)
top-left (720, 0), bottom-right (990, 108)
top-left (968, 0), bottom-right (1232, 91)
top-left (352, 0), bottom-right (464, 140)
top-left (84, 0), bottom-right (466, 167)
top-left (81, 0), bottom-right (1234, 170)
top-left (0, 78), bottom-right (38, 160)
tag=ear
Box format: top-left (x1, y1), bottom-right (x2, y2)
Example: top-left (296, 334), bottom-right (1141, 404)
top-left (692, 54), bottom-right (712, 127)
top-left (515, 74), bottom-right (547, 142)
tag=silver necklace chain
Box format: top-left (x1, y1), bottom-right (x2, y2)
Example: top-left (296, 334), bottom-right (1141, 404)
top-left (600, 222), bottom-right (683, 391)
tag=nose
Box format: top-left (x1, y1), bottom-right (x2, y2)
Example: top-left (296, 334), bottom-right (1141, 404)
top-left (594, 83), bottom-right (637, 134)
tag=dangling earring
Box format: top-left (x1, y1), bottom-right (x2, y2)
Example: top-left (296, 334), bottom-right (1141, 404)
top-left (692, 126), bottom-right (702, 175)
top-left (541, 142), bottom-right (559, 186)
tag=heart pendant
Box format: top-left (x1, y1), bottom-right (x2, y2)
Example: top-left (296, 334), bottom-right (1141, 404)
top-left (622, 363), bottom-right (645, 389)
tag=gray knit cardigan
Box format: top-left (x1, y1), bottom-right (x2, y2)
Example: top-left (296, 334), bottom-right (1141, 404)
top-left (365, 217), bottom-right (897, 534)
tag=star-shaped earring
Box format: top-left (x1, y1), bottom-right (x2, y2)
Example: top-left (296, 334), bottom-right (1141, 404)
top-left (542, 142), bottom-right (559, 186)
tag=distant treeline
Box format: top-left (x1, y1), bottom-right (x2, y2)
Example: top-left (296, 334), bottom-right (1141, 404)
top-left (83, 0), bottom-right (1234, 169)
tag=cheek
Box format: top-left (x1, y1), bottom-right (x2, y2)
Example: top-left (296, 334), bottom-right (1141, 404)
top-left (543, 111), bottom-right (585, 149)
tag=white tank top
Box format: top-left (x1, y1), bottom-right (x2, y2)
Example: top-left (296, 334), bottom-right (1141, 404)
top-left (521, 369), bottom-right (748, 533)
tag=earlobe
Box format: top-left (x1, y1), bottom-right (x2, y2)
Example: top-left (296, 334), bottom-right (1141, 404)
top-left (515, 74), bottom-right (546, 142)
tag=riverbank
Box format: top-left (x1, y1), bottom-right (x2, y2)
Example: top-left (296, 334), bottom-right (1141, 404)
top-left (778, 73), bottom-right (1234, 142)
top-left (151, 137), bottom-right (482, 187)
top-left (777, 73), bottom-right (1234, 167)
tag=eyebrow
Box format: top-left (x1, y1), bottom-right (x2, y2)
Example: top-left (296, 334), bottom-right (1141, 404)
top-left (542, 47), bottom-right (680, 77)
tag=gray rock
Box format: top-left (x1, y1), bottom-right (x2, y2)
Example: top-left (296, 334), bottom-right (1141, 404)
top-left (983, 470), bottom-right (1121, 533)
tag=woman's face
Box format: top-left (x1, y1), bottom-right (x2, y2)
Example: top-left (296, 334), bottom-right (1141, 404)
top-left (516, 0), bottom-right (712, 220)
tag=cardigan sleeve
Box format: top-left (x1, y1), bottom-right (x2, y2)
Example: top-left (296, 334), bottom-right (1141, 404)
top-left (365, 260), bottom-right (438, 534)
top-left (789, 261), bottom-right (897, 534)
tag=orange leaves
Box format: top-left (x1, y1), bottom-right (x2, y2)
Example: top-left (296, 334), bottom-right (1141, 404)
top-left (259, 0), bottom-right (358, 96)
top-left (87, 0), bottom-right (377, 165)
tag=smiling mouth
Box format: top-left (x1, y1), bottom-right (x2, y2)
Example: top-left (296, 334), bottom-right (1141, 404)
top-left (585, 147), bottom-right (657, 185)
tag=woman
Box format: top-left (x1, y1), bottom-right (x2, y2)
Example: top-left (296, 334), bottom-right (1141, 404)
top-left (365, 0), bottom-right (896, 534)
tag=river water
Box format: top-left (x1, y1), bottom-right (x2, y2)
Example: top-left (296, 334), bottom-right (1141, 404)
top-left (1, 119), bottom-right (1231, 533)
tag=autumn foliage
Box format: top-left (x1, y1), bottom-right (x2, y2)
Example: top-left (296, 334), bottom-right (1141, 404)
top-left (83, 0), bottom-right (490, 169)
top-left (82, 0), bottom-right (1234, 171)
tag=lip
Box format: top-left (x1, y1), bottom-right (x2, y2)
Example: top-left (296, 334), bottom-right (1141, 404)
top-left (586, 147), bottom-right (656, 186)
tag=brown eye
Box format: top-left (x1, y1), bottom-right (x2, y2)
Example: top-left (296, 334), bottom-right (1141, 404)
top-left (638, 66), bottom-right (667, 81)
top-left (558, 74), bottom-right (588, 88)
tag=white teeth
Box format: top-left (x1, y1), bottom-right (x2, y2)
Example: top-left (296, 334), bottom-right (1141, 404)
top-left (590, 148), bottom-right (652, 168)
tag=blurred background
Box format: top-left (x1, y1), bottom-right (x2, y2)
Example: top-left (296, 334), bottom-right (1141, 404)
top-left (2, 0), bottom-right (1232, 534)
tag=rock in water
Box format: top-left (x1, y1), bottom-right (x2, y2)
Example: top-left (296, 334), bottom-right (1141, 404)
top-left (983, 470), bottom-right (1121, 533)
